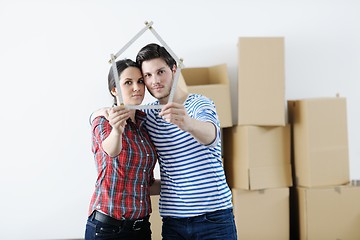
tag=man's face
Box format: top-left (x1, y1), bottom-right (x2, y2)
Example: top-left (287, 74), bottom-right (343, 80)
top-left (141, 58), bottom-right (174, 103)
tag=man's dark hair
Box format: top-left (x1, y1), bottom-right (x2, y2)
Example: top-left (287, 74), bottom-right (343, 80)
top-left (136, 43), bottom-right (176, 70)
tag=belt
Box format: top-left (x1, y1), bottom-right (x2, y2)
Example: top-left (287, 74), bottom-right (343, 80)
top-left (93, 211), bottom-right (149, 231)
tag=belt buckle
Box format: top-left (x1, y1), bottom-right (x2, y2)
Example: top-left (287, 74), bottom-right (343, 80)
top-left (132, 219), bottom-right (144, 231)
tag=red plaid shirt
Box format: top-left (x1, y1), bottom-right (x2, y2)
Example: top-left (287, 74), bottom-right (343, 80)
top-left (89, 110), bottom-right (157, 220)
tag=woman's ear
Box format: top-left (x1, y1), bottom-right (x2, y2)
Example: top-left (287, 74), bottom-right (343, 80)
top-left (172, 64), bottom-right (177, 73)
top-left (111, 87), bottom-right (117, 97)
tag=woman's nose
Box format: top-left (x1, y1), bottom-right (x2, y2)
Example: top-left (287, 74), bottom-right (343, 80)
top-left (133, 83), bottom-right (141, 91)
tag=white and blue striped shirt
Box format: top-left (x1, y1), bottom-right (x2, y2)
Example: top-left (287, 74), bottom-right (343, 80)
top-left (145, 94), bottom-right (233, 218)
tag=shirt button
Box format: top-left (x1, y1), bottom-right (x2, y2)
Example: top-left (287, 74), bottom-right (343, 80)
top-left (141, 185), bottom-right (143, 187)
top-left (143, 169), bottom-right (146, 172)
top-left (146, 154), bottom-right (149, 157)
top-left (141, 140), bottom-right (144, 143)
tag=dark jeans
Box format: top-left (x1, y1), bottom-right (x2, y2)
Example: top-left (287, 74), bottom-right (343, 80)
top-left (85, 212), bottom-right (151, 240)
top-left (162, 208), bottom-right (237, 240)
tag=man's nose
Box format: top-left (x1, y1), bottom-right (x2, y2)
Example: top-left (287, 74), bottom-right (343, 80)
top-left (153, 75), bottom-right (161, 84)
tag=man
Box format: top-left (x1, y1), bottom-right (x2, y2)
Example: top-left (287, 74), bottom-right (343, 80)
top-left (135, 43), bottom-right (237, 240)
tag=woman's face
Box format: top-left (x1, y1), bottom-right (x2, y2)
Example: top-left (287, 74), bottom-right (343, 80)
top-left (112, 66), bottom-right (145, 105)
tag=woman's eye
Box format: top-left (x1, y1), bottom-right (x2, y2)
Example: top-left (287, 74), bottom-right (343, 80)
top-left (124, 81), bottom-right (132, 85)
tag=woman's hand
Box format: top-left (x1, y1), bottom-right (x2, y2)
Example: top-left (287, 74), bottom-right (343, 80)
top-left (107, 106), bottom-right (131, 135)
top-left (101, 106), bottom-right (131, 157)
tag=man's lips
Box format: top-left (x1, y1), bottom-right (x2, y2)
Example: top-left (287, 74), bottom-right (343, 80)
top-left (152, 85), bottom-right (164, 91)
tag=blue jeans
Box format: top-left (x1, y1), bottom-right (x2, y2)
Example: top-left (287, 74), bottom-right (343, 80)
top-left (162, 208), bottom-right (237, 240)
top-left (85, 213), bottom-right (152, 240)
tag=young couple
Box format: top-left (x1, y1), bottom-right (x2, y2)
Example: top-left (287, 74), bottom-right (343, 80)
top-left (85, 43), bottom-right (237, 240)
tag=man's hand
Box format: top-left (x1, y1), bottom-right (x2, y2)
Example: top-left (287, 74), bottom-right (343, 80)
top-left (159, 102), bottom-right (217, 145)
top-left (90, 107), bottom-right (110, 124)
top-left (159, 102), bottom-right (191, 132)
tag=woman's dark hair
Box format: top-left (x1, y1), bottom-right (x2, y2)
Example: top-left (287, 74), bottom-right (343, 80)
top-left (108, 59), bottom-right (139, 105)
top-left (136, 43), bottom-right (176, 70)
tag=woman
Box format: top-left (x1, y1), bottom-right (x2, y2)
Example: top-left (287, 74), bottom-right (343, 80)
top-left (85, 59), bottom-right (157, 240)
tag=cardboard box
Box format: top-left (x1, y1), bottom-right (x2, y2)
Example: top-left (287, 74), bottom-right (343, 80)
top-left (297, 183), bottom-right (360, 240)
top-left (223, 125), bottom-right (292, 190)
top-left (181, 64), bottom-right (233, 128)
top-left (150, 195), bottom-right (161, 240)
top-left (232, 188), bottom-right (290, 240)
top-left (238, 37), bottom-right (286, 126)
top-left (288, 97), bottom-right (350, 187)
top-left (177, 72), bottom-right (189, 94)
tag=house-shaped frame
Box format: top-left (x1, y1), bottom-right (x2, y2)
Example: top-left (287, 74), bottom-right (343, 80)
top-left (109, 21), bottom-right (184, 109)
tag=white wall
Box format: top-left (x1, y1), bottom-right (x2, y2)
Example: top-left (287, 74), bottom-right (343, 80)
top-left (0, 0), bottom-right (359, 239)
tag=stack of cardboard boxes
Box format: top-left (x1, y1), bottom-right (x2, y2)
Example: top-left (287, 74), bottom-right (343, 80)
top-left (150, 37), bottom-right (360, 240)
top-left (149, 195), bottom-right (161, 240)
top-left (288, 97), bottom-right (360, 240)
top-left (223, 37), bottom-right (292, 240)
